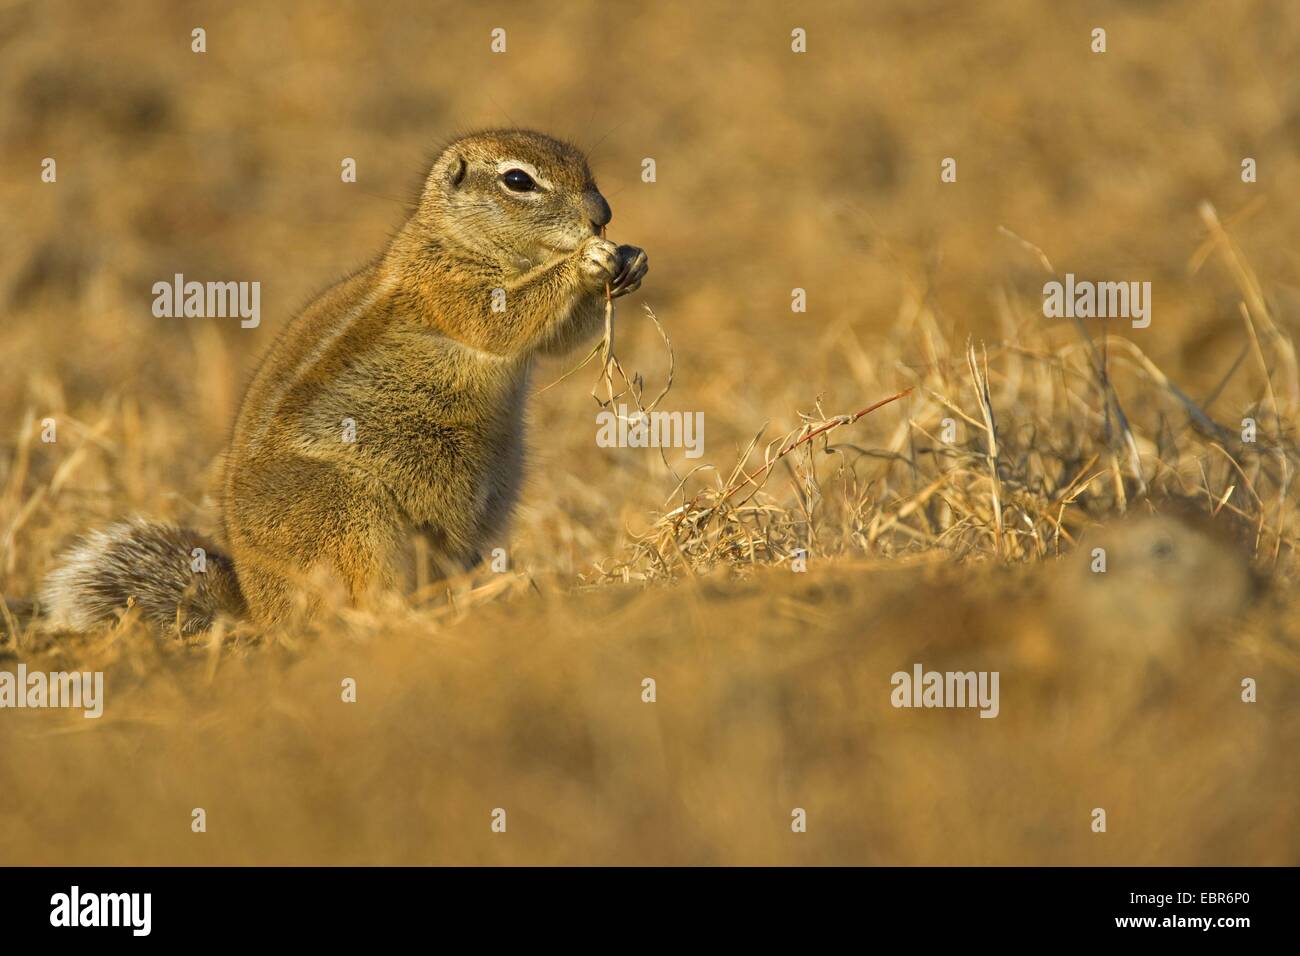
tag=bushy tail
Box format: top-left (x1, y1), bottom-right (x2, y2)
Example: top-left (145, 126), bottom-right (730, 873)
top-left (40, 519), bottom-right (246, 635)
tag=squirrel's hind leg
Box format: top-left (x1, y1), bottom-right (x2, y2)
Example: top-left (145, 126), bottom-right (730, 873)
top-left (226, 456), bottom-right (401, 627)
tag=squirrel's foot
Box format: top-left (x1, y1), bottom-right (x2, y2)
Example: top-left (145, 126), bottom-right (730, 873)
top-left (578, 237), bottom-right (648, 298)
top-left (609, 245), bottom-right (648, 298)
top-left (578, 236), bottom-right (619, 288)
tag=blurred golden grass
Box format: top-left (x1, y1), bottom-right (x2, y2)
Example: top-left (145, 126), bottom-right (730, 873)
top-left (2, 0), bottom-right (1299, 864)
top-left (1, 554), bottom-right (1296, 866)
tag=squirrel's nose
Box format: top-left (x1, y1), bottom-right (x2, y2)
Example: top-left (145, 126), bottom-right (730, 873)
top-left (583, 191), bottom-right (611, 233)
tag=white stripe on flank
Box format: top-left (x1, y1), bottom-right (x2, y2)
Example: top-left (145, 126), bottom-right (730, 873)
top-left (250, 272), bottom-right (400, 448)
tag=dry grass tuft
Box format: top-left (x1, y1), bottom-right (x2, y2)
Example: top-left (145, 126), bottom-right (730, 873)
top-left (599, 210), bottom-right (1298, 586)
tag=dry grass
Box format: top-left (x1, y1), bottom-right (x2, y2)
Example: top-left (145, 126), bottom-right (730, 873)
top-left (600, 207), bottom-right (1298, 585)
top-left (1, 0), bottom-right (1299, 865)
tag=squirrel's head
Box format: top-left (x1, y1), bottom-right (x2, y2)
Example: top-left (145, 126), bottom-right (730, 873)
top-left (413, 129), bottom-right (611, 269)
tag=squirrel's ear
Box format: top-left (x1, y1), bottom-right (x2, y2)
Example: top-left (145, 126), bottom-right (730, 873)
top-left (429, 150), bottom-right (467, 192)
top-left (445, 153), bottom-right (467, 189)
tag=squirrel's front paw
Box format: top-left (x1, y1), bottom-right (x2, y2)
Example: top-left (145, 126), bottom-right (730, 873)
top-left (578, 237), bottom-right (620, 289)
top-left (609, 245), bottom-right (648, 298)
top-left (578, 239), bottom-right (649, 297)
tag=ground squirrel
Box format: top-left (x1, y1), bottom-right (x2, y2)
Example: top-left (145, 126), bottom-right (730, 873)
top-left (39, 129), bottom-right (648, 633)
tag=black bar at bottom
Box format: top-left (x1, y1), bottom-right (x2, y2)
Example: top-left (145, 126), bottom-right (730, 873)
top-left (0, 866), bottom-right (1288, 942)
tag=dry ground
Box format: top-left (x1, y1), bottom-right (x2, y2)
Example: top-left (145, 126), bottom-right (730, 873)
top-left (1, 0), bottom-right (1298, 864)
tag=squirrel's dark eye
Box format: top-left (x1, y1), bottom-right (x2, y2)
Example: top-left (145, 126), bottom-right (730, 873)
top-left (502, 169), bottom-right (537, 192)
